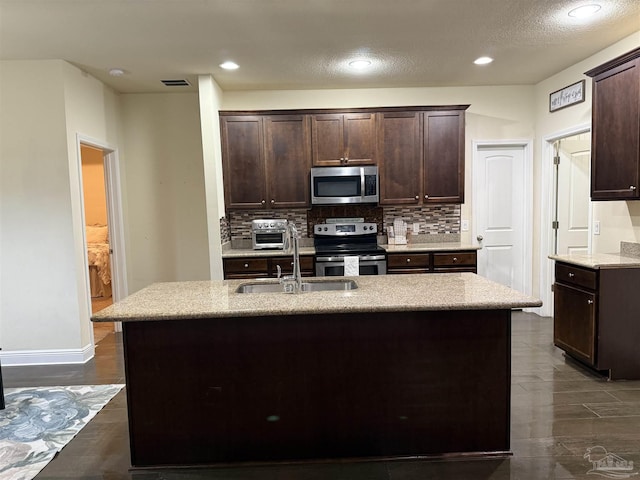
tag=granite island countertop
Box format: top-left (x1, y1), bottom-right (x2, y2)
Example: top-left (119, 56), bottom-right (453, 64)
top-left (92, 273), bottom-right (541, 322)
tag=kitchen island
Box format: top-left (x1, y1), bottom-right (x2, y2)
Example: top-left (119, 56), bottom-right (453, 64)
top-left (93, 273), bottom-right (541, 468)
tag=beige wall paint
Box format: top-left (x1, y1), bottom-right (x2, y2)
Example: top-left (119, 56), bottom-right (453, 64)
top-left (81, 145), bottom-right (108, 225)
top-left (61, 60), bottom-right (123, 354)
top-left (1, 60), bottom-right (84, 352)
top-left (198, 75), bottom-right (225, 280)
top-left (120, 93), bottom-right (210, 293)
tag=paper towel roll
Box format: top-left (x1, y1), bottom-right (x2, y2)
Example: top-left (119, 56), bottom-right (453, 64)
top-left (343, 256), bottom-right (360, 276)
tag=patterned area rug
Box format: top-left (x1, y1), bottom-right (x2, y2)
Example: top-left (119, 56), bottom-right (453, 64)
top-left (0, 384), bottom-right (124, 480)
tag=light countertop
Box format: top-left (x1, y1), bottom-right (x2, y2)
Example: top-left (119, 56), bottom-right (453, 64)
top-left (92, 273), bottom-right (541, 323)
top-left (549, 253), bottom-right (640, 269)
top-left (382, 242), bottom-right (480, 253)
top-left (222, 243), bottom-right (479, 258)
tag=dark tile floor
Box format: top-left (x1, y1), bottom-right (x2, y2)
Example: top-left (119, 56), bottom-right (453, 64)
top-left (4, 312), bottom-right (640, 479)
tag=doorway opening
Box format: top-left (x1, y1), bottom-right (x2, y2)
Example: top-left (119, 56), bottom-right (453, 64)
top-left (539, 125), bottom-right (591, 317)
top-left (80, 143), bottom-right (116, 343)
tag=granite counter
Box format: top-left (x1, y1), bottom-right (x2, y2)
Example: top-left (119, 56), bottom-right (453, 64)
top-left (92, 273), bottom-right (540, 322)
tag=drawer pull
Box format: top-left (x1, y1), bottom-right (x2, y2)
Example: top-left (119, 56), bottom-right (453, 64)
top-left (587, 299), bottom-right (594, 305)
top-left (568, 272), bottom-right (575, 278)
top-left (244, 263), bottom-right (249, 268)
top-left (406, 258), bottom-right (411, 263)
top-left (453, 257), bottom-right (458, 263)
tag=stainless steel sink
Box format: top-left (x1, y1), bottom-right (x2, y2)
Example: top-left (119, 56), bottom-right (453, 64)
top-left (235, 279), bottom-right (358, 294)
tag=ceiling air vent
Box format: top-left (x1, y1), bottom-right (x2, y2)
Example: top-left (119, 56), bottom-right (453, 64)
top-left (161, 79), bottom-right (191, 87)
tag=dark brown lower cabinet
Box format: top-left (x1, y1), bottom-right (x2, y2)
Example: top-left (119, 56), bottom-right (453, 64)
top-left (387, 250), bottom-right (476, 274)
top-left (553, 261), bottom-right (640, 379)
top-left (223, 255), bottom-right (314, 279)
top-left (123, 308), bottom-right (511, 467)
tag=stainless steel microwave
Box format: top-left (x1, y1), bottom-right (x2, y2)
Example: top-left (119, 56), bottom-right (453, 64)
top-left (310, 166), bottom-right (379, 205)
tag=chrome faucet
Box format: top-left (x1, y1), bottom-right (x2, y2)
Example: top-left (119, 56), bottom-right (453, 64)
top-left (279, 221), bottom-right (302, 293)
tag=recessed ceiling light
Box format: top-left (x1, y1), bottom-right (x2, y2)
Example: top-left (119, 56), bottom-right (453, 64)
top-left (348, 59), bottom-right (372, 70)
top-left (219, 61), bottom-right (239, 70)
top-left (474, 56), bottom-right (494, 65)
top-left (568, 4), bottom-right (601, 18)
top-left (108, 68), bottom-right (125, 77)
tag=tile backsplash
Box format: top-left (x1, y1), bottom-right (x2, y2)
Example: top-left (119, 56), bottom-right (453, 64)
top-left (225, 204), bottom-right (461, 242)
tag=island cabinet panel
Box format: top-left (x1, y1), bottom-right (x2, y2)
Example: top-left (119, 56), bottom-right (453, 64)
top-left (378, 112), bottom-right (422, 205)
top-left (586, 47), bottom-right (640, 200)
top-left (311, 113), bottom-right (377, 166)
top-left (553, 262), bottom-right (640, 379)
top-left (221, 116), bottom-right (266, 209)
top-left (423, 111), bottom-right (465, 203)
top-left (122, 309), bottom-right (511, 467)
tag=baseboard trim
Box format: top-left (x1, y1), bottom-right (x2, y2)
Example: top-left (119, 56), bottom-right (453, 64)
top-left (0, 344), bottom-right (95, 366)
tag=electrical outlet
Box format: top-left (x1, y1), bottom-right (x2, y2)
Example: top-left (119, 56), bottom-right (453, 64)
top-left (461, 219), bottom-right (469, 232)
top-left (412, 222), bottom-right (420, 234)
top-left (594, 220), bottom-right (600, 235)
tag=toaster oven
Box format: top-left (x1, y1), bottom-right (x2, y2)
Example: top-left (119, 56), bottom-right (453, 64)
top-left (251, 219), bottom-right (287, 250)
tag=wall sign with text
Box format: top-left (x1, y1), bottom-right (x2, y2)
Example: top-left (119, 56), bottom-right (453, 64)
top-left (549, 80), bottom-right (586, 112)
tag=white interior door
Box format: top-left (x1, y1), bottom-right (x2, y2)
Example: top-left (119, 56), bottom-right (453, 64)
top-left (474, 145), bottom-right (528, 293)
top-left (555, 139), bottom-right (590, 255)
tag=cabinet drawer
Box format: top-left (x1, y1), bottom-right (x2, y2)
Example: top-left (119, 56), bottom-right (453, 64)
top-left (223, 258), bottom-right (269, 274)
top-left (433, 252), bottom-right (476, 267)
top-left (387, 253), bottom-right (430, 269)
top-left (271, 256), bottom-right (314, 274)
top-left (555, 263), bottom-right (597, 290)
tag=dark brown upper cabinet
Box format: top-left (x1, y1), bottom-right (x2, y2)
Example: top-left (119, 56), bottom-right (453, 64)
top-left (221, 114), bottom-right (311, 210)
top-left (378, 108), bottom-right (466, 205)
top-left (378, 111), bottom-right (422, 204)
top-left (311, 113), bottom-right (376, 166)
top-left (221, 115), bottom-right (266, 209)
top-left (423, 110), bottom-right (465, 204)
top-left (586, 47), bottom-right (640, 201)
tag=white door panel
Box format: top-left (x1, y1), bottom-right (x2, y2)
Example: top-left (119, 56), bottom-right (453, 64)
top-left (475, 146), bottom-right (527, 293)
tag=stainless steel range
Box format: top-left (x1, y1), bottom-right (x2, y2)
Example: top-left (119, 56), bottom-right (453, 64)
top-left (314, 221), bottom-right (386, 276)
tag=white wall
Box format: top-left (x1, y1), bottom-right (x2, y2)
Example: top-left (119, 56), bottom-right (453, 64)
top-left (119, 93), bottom-right (210, 293)
top-left (0, 60), bottom-right (92, 360)
top-left (198, 75), bottom-right (225, 280)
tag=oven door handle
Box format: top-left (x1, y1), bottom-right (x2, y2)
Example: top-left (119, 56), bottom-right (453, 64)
top-left (315, 255), bottom-right (386, 262)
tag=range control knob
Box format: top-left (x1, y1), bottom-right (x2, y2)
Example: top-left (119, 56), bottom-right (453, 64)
top-left (324, 227), bottom-right (328, 231)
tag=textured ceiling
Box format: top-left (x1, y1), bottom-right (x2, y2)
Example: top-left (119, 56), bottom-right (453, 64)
top-left (0, 0), bottom-right (638, 93)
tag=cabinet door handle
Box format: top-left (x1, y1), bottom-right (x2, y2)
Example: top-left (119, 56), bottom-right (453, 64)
top-left (587, 299), bottom-right (594, 305)
top-left (568, 272), bottom-right (575, 278)
top-left (424, 194), bottom-right (429, 200)
top-left (415, 195), bottom-right (419, 200)
top-left (261, 200), bottom-right (266, 205)
top-left (271, 199), bottom-right (275, 204)
top-left (631, 186), bottom-right (637, 191)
